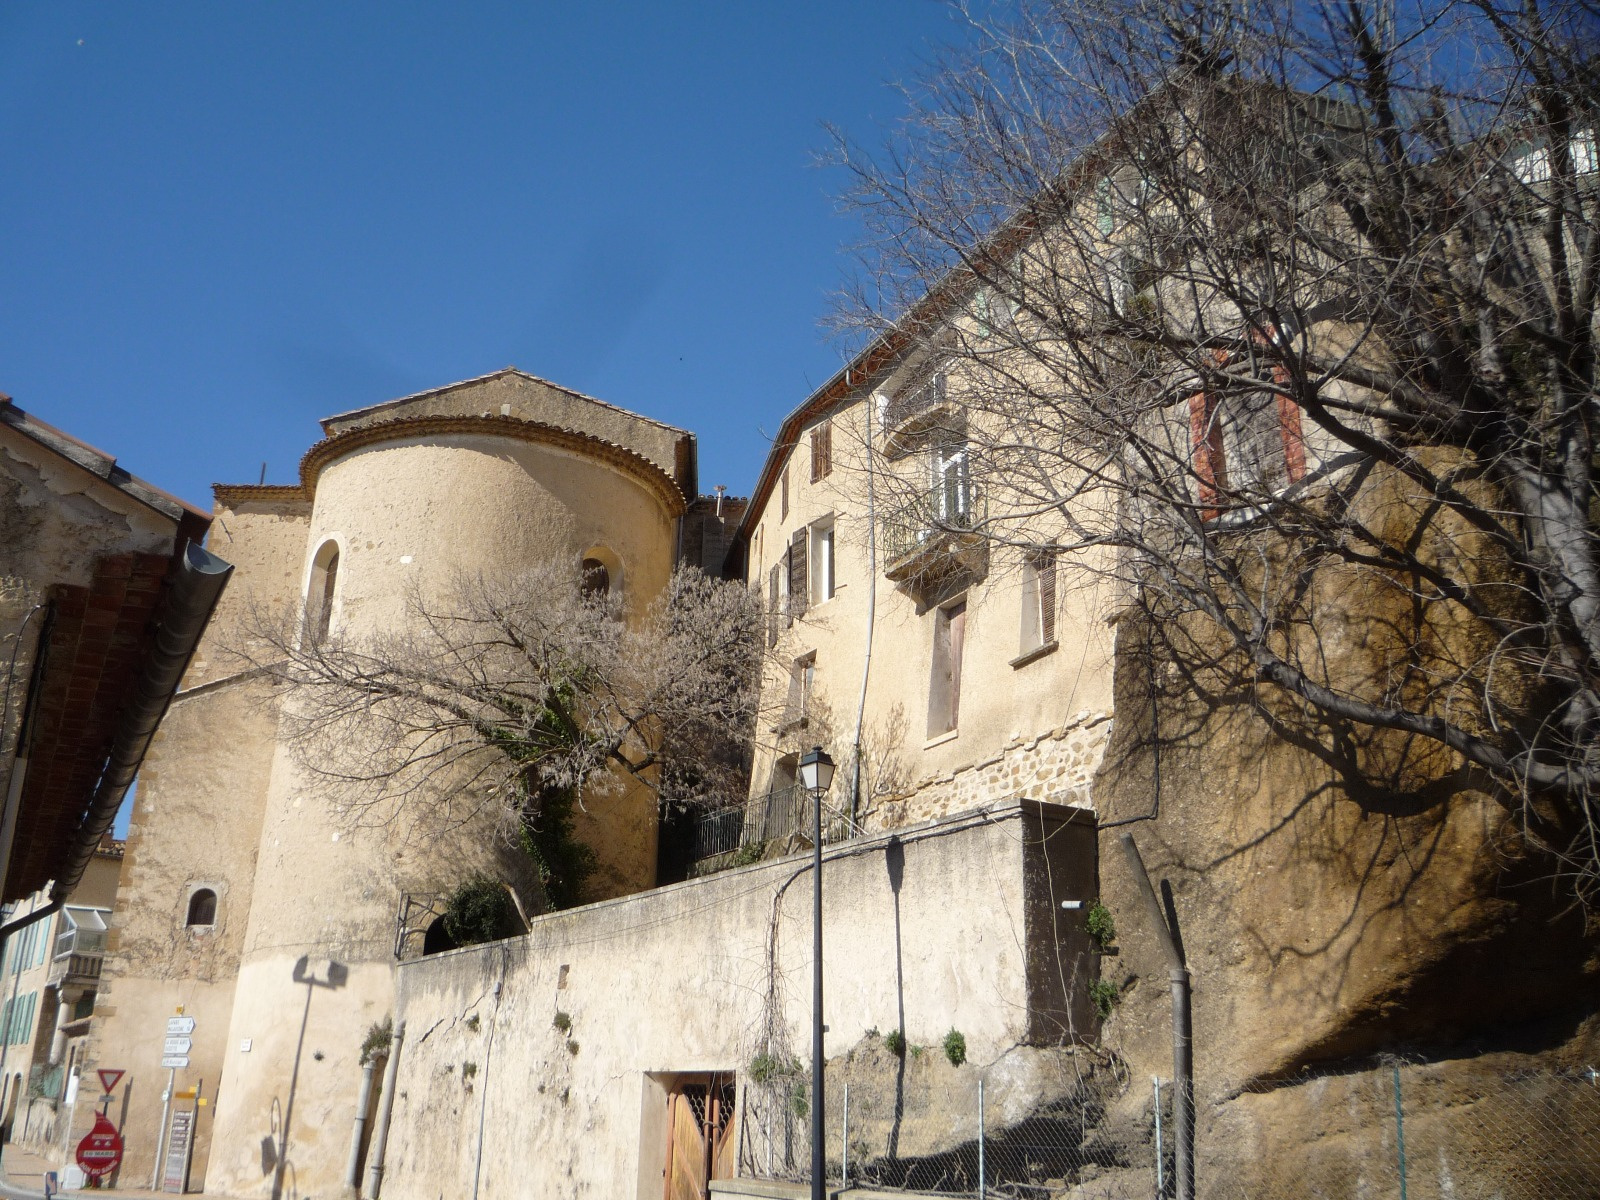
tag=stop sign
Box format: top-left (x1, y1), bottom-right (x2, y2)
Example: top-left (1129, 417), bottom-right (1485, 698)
top-left (75, 1112), bottom-right (124, 1181)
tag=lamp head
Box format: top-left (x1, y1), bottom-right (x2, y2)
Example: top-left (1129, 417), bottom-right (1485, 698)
top-left (797, 745), bottom-right (835, 797)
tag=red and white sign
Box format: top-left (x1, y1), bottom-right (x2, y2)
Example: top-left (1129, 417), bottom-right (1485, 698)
top-left (96, 1069), bottom-right (125, 1094)
top-left (75, 1112), bottom-right (124, 1181)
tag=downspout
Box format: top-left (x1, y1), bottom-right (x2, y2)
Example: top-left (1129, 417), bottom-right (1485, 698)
top-left (51, 542), bottom-right (231, 901)
top-left (1118, 832), bottom-right (1193, 1200)
top-left (344, 1057), bottom-right (378, 1194)
top-left (362, 1019), bottom-right (406, 1200)
top-left (849, 390), bottom-right (880, 821)
top-left (0, 604), bottom-right (52, 904)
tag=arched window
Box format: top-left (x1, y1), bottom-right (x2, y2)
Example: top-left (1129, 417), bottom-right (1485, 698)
top-left (581, 558), bottom-right (610, 598)
top-left (305, 540), bottom-right (341, 641)
top-left (422, 915), bottom-right (457, 956)
top-left (186, 888), bottom-right (217, 928)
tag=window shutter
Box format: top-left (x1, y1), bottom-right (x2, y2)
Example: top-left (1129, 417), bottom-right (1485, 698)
top-left (788, 529), bottom-right (808, 619)
top-left (780, 465), bottom-right (789, 519)
top-left (768, 565), bottom-right (781, 647)
top-left (1039, 555), bottom-right (1057, 645)
top-left (1273, 365), bottom-right (1306, 484)
top-left (1188, 390), bottom-right (1225, 521)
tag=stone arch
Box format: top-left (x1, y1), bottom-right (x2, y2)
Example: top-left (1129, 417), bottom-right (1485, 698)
top-left (579, 545), bottom-right (624, 599)
top-left (185, 885), bottom-right (218, 928)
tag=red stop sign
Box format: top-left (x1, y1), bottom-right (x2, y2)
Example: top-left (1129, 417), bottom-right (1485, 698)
top-left (75, 1112), bottom-right (124, 1180)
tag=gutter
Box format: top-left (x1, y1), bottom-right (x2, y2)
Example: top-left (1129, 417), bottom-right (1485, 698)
top-left (50, 542), bottom-right (233, 901)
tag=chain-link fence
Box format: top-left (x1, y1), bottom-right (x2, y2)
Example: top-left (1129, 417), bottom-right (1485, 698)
top-left (735, 1047), bottom-right (1600, 1198)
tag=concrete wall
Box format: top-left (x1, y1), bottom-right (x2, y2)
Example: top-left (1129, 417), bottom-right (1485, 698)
top-left (380, 800), bottom-right (1096, 1200)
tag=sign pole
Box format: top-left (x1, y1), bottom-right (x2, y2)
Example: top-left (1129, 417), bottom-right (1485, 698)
top-left (149, 1066), bottom-right (174, 1190)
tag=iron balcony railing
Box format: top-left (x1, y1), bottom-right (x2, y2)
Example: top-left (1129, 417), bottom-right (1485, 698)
top-left (882, 371), bottom-right (947, 432)
top-left (685, 785), bottom-right (859, 875)
top-left (881, 480), bottom-right (984, 572)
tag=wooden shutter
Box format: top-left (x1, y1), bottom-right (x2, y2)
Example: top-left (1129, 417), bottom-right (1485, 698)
top-left (780, 465), bottom-right (789, 519)
top-left (1039, 555), bottom-right (1057, 645)
top-left (767, 565), bottom-right (780, 647)
top-left (788, 529), bottom-right (808, 620)
top-left (947, 601), bottom-right (966, 730)
top-left (811, 422), bottom-right (832, 481)
top-left (1188, 390), bottom-right (1225, 521)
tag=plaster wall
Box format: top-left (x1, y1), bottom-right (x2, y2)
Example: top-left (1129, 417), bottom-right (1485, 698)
top-left (746, 397), bottom-right (1116, 826)
top-left (77, 676), bottom-right (281, 1190)
top-left (381, 800), bottom-right (1096, 1200)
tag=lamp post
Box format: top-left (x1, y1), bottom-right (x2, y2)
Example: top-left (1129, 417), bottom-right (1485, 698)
top-left (797, 745), bottom-right (835, 1200)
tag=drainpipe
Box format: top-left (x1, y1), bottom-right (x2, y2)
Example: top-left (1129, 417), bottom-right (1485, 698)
top-left (362, 1020), bottom-right (405, 1200)
top-left (344, 1056), bottom-right (379, 1194)
top-left (1117, 832), bottom-right (1193, 1200)
top-left (849, 394), bottom-right (881, 820)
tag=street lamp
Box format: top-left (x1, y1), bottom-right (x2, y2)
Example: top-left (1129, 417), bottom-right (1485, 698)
top-left (797, 745), bottom-right (835, 1200)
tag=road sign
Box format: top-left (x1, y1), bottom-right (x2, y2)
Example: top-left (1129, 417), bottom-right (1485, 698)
top-left (161, 1055), bottom-right (190, 1069)
top-left (162, 1108), bottom-right (194, 1193)
top-left (97, 1069), bottom-right (125, 1094)
top-left (166, 1016), bottom-right (196, 1036)
top-left (163, 1037), bottom-right (192, 1056)
top-left (75, 1112), bottom-right (124, 1181)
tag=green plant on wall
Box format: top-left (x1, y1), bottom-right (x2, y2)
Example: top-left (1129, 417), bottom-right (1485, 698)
top-left (884, 1029), bottom-right (906, 1057)
top-left (942, 1028), bottom-right (967, 1067)
top-left (359, 1016), bottom-right (393, 1066)
top-left (1089, 979), bottom-right (1120, 1021)
top-left (1085, 900), bottom-right (1116, 951)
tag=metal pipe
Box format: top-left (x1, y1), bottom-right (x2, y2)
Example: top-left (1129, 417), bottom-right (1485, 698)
top-left (841, 1082), bottom-right (849, 1189)
top-left (849, 392), bottom-right (880, 823)
top-left (1154, 1076), bottom-right (1165, 1197)
top-left (1393, 1065), bottom-right (1408, 1200)
top-left (977, 1076), bottom-right (986, 1199)
top-left (810, 791), bottom-right (825, 1200)
top-left (149, 1067), bottom-right (175, 1190)
top-left (362, 1020), bottom-right (405, 1200)
top-left (344, 1057), bottom-right (378, 1192)
top-left (1117, 833), bottom-right (1193, 1200)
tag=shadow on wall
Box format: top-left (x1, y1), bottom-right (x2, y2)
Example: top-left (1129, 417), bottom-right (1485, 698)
top-left (260, 956), bottom-right (348, 1200)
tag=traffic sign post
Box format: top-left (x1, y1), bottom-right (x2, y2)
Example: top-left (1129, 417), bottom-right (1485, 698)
top-left (75, 1112), bottom-right (124, 1183)
top-left (96, 1069), bottom-right (125, 1094)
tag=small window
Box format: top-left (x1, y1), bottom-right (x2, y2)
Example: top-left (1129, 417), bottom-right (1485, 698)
top-left (186, 889), bottom-right (217, 928)
top-left (305, 541), bottom-right (341, 641)
top-left (1020, 552), bottom-right (1057, 655)
top-left (928, 599), bottom-right (967, 738)
top-left (809, 518), bottom-right (835, 605)
top-left (578, 547), bottom-right (623, 601)
top-left (810, 422), bottom-right (833, 482)
top-left (782, 653), bottom-right (816, 731)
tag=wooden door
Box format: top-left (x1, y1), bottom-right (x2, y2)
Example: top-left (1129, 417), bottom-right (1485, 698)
top-left (664, 1075), bottom-right (737, 1200)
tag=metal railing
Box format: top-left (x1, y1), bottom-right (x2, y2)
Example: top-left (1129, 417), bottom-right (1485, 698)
top-left (882, 482), bottom-right (984, 570)
top-left (883, 371), bottom-right (948, 431)
top-left (684, 786), bottom-right (859, 875)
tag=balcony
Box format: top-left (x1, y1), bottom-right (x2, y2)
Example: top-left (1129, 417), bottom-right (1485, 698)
top-left (49, 908), bottom-right (107, 988)
top-left (678, 785), bottom-right (858, 878)
top-left (881, 481), bottom-right (986, 583)
top-left (48, 950), bottom-right (102, 989)
top-left (882, 372), bottom-right (960, 456)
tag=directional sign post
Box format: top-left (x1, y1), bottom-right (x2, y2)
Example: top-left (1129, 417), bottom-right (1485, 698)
top-left (150, 1012), bottom-right (196, 1190)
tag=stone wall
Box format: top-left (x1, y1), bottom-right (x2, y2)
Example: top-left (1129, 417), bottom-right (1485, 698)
top-left (862, 711), bottom-right (1111, 832)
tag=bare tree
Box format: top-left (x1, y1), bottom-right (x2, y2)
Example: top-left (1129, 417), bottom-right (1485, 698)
top-left (832, 0), bottom-right (1600, 894)
top-left (242, 561), bottom-right (762, 906)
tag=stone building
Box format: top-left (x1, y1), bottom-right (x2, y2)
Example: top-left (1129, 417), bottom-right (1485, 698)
top-left (79, 369), bottom-right (717, 1196)
top-left (0, 837), bottom-right (123, 1154)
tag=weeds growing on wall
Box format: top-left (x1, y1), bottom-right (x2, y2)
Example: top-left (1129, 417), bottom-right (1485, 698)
top-left (360, 1016), bottom-right (393, 1066)
top-left (519, 783), bottom-right (597, 910)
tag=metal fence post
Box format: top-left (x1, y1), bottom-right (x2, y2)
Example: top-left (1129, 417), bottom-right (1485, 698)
top-left (1392, 1064), bottom-right (1408, 1200)
top-left (978, 1076), bottom-right (986, 1199)
top-left (842, 1082), bottom-right (849, 1189)
top-left (1154, 1076), bottom-right (1165, 1199)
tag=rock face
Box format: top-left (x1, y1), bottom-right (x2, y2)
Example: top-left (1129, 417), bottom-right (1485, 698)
top-left (1085, 454), bottom-right (1600, 1197)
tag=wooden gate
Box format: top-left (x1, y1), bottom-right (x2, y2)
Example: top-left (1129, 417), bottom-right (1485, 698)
top-left (663, 1074), bottom-right (736, 1200)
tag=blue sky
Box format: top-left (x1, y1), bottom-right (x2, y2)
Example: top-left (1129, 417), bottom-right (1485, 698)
top-left (0, 1), bottom-right (966, 511)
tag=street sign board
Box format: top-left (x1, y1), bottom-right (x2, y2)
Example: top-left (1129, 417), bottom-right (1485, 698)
top-left (75, 1112), bottom-right (124, 1181)
top-left (161, 1055), bottom-right (190, 1069)
top-left (96, 1069), bottom-right (124, 1094)
top-left (163, 1037), bottom-right (192, 1056)
top-left (166, 1016), bottom-right (196, 1036)
top-left (162, 1108), bottom-right (194, 1193)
